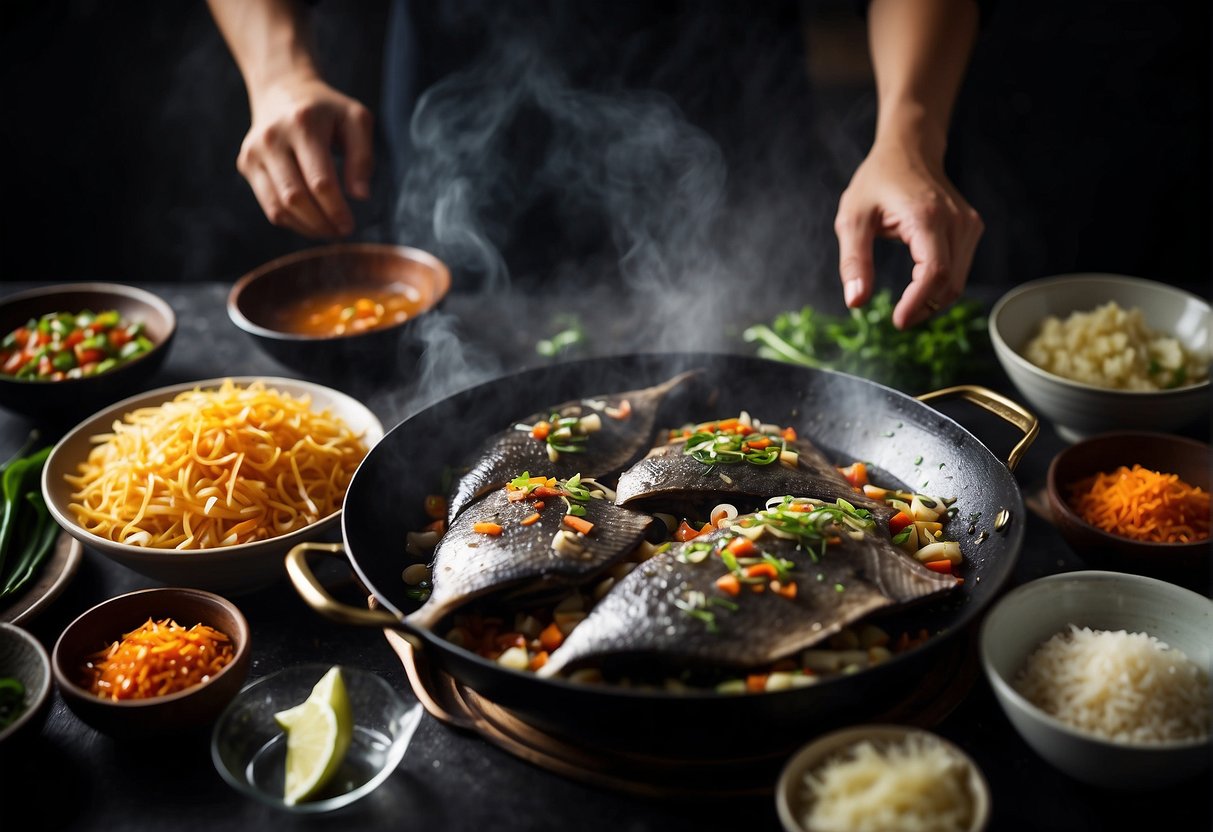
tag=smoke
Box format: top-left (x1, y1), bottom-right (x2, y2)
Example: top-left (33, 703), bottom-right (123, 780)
top-left (385, 7), bottom-right (839, 407)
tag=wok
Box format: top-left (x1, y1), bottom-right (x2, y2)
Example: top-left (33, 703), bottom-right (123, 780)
top-left (288, 352), bottom-right (1037, 756)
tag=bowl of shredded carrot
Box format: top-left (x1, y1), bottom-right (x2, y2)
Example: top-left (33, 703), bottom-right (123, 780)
top-left (1046, 431), bottom-right (1210, 589)
top-left (51, 586), bottom-right (251, 739)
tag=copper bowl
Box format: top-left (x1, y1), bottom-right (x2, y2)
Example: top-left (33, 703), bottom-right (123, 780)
top-left (1046, 431), bottom-right (1210, 590)
top-left (52, 587), bottom-right (252, 739)
top-left (227, 243), bottom-right (451, 381)
top-left (0, 282), bottom-right (176, 425)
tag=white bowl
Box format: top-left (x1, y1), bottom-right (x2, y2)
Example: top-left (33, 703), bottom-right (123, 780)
top-left (775, 724), bottom-right (990, 832)
top-left (42, 377), bottom-right (384, 595)
top-left (989, 273), bottom-right (1211, 442)
top-left (980, 571), bottom-right (1213, 790)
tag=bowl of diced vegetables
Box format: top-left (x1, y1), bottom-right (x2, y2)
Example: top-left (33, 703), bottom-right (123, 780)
top-left (0, 282), bottom-right (176, 424)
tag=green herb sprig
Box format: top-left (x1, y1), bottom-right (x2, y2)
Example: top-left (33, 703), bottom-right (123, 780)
top-left (742, 290), bottom-right (990, 393)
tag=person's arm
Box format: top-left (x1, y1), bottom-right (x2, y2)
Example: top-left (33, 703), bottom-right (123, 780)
top-left (834, 0), bottom-right (983, 329)
top-left (207, 0), bottom-right (373, 238)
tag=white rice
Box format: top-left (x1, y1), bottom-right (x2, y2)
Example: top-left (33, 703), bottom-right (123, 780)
top-left (801, 734), bottom-right (974, 832)
top-left (1023, 300), bottom-right (1208, 390)
top-left (1012, 624), bottom-right (1210, 743)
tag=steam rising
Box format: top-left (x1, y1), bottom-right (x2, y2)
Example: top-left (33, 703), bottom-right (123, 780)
top-left (385, 13), bottom-right (837, 408)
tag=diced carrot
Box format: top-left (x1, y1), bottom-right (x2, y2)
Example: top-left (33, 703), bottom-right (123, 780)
top-left (746, 436), bottom-right (772, 450)
top-left (838, 461), bottom-right (868, 489)
top-left (772, 580), bottom-right (797, 599)
top-left (532, 486), bottom-right (564, 499)
top-left (715, 573), bottom-right (741, 596)
top-left (782, 426), bottom-right (797, 442)
top-left (533, 501), bottom-right (546, 510)
top-left (725, 536), bottom-right (757, 557)
top-left (699, 522), bottom-right (714, 536)
top-left (675, 519), bottom-right (702, 542)
top-left (888, 510), bottom-right (914, 535)
top-left (787, 502), bottom-right (812, 513)
top-left (745, 674), bottom-right (768, 693)
top-left (531, 421), bottom-right (551, 441)
top-left (473, 521), bottom-right (503, 536)
top-left (750, 583), bottom-right (766, 593)
top-left (539, 622), bottom-right (565, 651)
top-left (520, 512), bottom-right (541, 526)
top-left (528, 651), bottom-right (549, 672)
top-left (924, 559), bottom-right (953, 574)
top-left (745, 562), bottom-right (778, 579)
top-left (562, 514), bottom-right (595, 535)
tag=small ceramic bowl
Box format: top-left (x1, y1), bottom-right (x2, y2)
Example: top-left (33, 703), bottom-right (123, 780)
top-left (776, 724), bottom-right (990, 832)
top-left (1046, 431), bottom-right (1210, 590)
top-left (0, 622), bottom-right (53, 748)
top-left (980, 571), bottom-right (1212, 790)
top-left (0, 282), bottom-right (177, 425)
top-left (227, 243), bottom-right (451, 381)
top-left (989, 273), bottom-right (1210, 442)
top-left (52, 587), bottom-right (251, 739)
top-left (41, 376), bottom-right (384, 595)
top-left (211, 663), bottom-right (422, 813)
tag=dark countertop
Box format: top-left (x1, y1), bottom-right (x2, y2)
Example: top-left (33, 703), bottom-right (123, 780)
top-left (1, 281), bottom-right (1209, 832)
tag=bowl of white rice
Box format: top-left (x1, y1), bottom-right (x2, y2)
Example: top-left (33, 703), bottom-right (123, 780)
top-left (980, 570), bottom-right (1212, 790)
top-left (989, 274), bottom-right (1210, 442)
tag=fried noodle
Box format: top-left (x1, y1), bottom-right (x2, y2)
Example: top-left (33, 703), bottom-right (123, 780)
top-left (65, 379), bottom-right (367, 549)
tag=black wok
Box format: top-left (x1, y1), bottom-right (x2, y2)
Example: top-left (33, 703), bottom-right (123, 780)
top-left (288, 352), bottom-right (1037, 756)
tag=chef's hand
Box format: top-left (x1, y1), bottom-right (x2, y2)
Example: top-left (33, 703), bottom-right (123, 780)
top-left (238, 76), bottom-right (374, 238)
top-left (834, 141), bottom-right (983, 330)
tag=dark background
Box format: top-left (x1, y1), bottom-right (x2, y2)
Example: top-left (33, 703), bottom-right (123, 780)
top-left (1, 0), bottom-right (1209, 297)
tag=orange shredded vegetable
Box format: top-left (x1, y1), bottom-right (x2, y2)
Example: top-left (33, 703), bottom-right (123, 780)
top-left (82, 617), bottom-right (235, 701)
top-left (1066, 464), bottom-right (1210, 543)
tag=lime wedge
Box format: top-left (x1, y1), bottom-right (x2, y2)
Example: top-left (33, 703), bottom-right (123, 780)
top-left (273, 666), bottom-right (354, 805)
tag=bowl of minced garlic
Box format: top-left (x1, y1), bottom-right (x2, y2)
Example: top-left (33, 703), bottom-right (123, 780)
top-left (52, 587), bottom-right (250, 739)
top-left (776, 725), bottom-right (990, 832)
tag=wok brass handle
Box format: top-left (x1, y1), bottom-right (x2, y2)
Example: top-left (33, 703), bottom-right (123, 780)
top-left (285, 541), bottom-right (423, 650)
top-left (916, 385), bottom-right (1039, 472)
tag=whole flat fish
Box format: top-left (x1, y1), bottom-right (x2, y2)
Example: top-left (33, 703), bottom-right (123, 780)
top-left (538, 499), bottom-right (955, 678)
top-left (446, 370), bottom-right (701, 524)
top-left (614, 431), bottom-right (893, 521)
top-left (409, 476), bottom-right (656, 630)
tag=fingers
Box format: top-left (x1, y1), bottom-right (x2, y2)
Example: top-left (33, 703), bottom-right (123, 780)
top-left (894, 211), bottom-right (954, 330)
top-left (236, 91), bottom-right (372, 239)
top-left (893, 195), bottom-right (984, 330)
top-left (834, 202), bottom-right (877, 309)
top-left (337, 104), bottom-right (374, 201)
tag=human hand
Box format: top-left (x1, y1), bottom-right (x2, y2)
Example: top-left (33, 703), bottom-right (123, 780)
top-left (834, 143), bottom-right (983, 330)
top-left (238, 76), bottom-right (374, 238)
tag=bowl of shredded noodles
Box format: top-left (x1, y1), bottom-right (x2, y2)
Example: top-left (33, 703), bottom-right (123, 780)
top-left (1046, 431), bottom-right (1209, 590)
top-left (41, 377), bottom-right (384, 595)
top-left (989, 273), bottom-right (1210, 442)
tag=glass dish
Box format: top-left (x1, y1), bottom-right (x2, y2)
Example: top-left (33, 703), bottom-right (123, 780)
top-left (211, 663), bottom-right (422, 813)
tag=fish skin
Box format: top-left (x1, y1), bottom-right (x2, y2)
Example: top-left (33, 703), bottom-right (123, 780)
top-left (538, 521), bottom-right (954, 678)
top-left (409, 486), bottom-right (655, 631)
top-left (446, 370), bottom-right (701, 524)
top-left (614, 438), bottom-right (894, 521)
